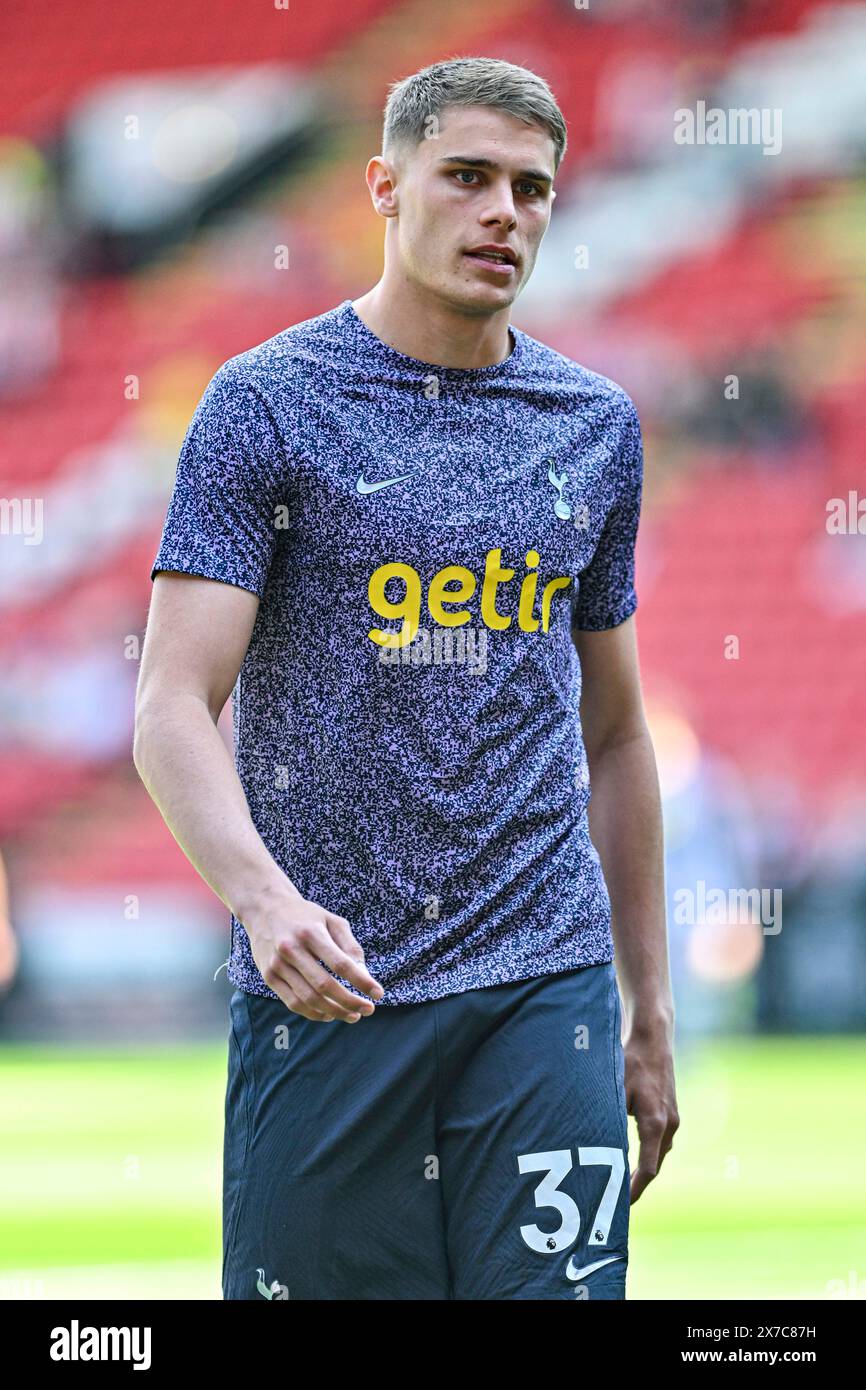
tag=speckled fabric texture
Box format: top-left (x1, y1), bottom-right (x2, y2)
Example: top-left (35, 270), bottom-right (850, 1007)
top-left (151, 298), bottom-right (644, 1005)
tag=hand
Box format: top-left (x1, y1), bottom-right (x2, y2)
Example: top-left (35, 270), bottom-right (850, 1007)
top-left (242, 884), bottom-right (384, 1022)
top-left (623, 1016), bottom-right (679, 1203)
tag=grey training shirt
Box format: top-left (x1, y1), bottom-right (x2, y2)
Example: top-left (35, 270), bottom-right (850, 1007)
top-left (151, 298), bottom-right (644, 1005)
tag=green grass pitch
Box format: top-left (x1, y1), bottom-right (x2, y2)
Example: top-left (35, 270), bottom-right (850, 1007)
top-left (1, 1037), bottom-right (863, 1299)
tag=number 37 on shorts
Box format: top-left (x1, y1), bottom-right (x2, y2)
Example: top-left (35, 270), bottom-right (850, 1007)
top-left (516, 1147), bottom-right (629, 1298)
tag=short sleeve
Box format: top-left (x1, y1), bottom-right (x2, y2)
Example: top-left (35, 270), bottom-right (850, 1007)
top-left (572, 390), bottom-right (644, 631)
top-left (150, 359), bottom-right (286, 597)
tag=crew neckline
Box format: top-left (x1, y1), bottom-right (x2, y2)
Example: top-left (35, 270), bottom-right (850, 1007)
top-left (340, 297), bottom-right (524, 376)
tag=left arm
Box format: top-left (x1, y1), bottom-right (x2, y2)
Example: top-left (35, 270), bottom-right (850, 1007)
top-left (573, 612), bottom-right (679, 1203)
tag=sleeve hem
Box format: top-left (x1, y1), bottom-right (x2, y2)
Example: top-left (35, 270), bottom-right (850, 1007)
top-left (571, 594), bottom-right (638, 633)
top-left (150, 558), bottom-right (266, 598)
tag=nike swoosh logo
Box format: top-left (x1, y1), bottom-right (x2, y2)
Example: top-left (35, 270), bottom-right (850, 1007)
top-left (357, 472), bottom-right (414, 494)
top-left (565, 1254), bottom-right (624, 1282)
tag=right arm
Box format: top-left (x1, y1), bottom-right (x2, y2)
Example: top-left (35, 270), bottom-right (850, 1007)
top-left (133, 570), bottom-right (383, 1022)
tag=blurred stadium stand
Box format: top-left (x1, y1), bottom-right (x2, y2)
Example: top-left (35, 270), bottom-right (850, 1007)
top-left (0, 0), bottom-right (864, 1036)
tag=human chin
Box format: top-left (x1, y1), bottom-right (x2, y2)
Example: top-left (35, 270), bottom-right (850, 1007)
top-left (456, 269), bottom-right (519, 309)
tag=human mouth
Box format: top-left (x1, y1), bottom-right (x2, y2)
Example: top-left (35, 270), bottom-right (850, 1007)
top-left (463, 247), bottom-right (518, 276)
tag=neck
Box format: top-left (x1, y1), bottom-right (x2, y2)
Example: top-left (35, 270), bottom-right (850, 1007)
top-left (351, 278), bottom-right (514, 370)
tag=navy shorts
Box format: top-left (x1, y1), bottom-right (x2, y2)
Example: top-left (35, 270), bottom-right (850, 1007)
top-left (222, 960), bottom-right (630, 1300)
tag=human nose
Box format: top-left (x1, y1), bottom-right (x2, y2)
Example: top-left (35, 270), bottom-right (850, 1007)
top-left (479, 179), bottom-right (517, 228)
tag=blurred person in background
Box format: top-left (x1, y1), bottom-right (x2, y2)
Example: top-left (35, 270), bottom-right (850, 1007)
top-left (0, 138), bottom-right (61, 394)
top-left (0, 848), bottom-right (19, 996)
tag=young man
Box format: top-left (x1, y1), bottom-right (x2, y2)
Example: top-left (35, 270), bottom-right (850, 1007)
top-left (135, 57), bottom-right (678, 1301)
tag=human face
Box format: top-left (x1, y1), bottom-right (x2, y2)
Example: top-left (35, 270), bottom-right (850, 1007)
top-left (389, 104), bottom-right (556, 313)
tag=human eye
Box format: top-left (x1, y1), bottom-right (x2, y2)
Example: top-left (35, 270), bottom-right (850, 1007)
top-left (518, 181), bottom-right (544, 198)
top-left (452, 169), bottom-right (481, 186)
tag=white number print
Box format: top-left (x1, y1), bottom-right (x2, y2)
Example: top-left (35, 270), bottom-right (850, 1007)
top-left (517, 1147), bottom-right (625, 1253)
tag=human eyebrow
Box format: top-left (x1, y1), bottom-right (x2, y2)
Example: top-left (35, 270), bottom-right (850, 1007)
top-left (437, 155), bottom-right (553, 189)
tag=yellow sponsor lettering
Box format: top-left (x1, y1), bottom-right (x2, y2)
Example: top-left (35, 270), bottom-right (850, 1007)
top-left (368, 548), bottom-right (572, 647)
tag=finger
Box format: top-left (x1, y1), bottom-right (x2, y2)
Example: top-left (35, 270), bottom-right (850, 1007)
top-left (325, 913), bottom-right (366, 963)
top-left (274, 938), bottom-right (368, 1020)
top-left (629, 1113), bottom-right (668, 1202)
top-left (278, 961), bottom-right (349, 1022)
top-left (630, 1145), bottom-right (670, 1203)
top-left (630, 1169), bottom-right (652, 1204)
top-left (324, 914), bottom-right (385, 999)
top-left (263, 956), bottom-right (354, 1022)
top-left (310, 966), bottom-right (375, 1018)
top-left (262, 960), bottom-right (334, 1020)
top-left (282, 929), bottom-right (381, 1014)
top-left (657, 1114), bottom-right (679, 1162)
top-left (268, 935), bottom-right (366, 1022)
top-left (630, 1152), bottom-right (662, 1203)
